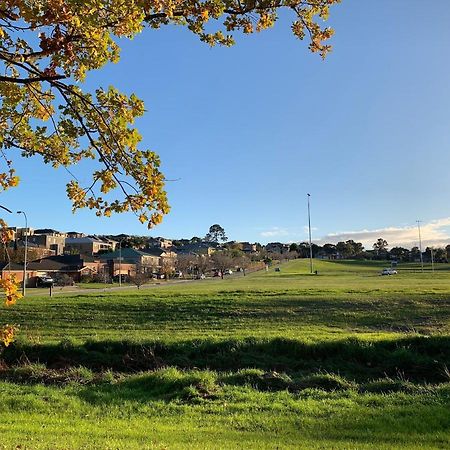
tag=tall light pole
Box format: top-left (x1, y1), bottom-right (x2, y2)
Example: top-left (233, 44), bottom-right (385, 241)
top-left (17, 210), bottom-right (28, 296)
top-left (416, 220), bottom-right (424, 273)
top-left (307, 193), bottom-right (313, 274)
top-left (118, 239), bottom-right (122, 287)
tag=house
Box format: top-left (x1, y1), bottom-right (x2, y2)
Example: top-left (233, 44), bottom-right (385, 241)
top-left (14, 241), bottom-right (56, 259)
top-left (237, 242), bottom-right (258, 253)
top-left (66, 231), bottom-right (86, 239)
top-left (0, 262), bottom-right (37, 286)
top-left (174, 242), bottom-right (219, 256)
top-left (64, 235), bottom-right (117, 255)
top-left (28, 229), bottom-right (67, 255)
top-left (148, 237), bottom-right (173, 249)
top-left (144, 247), bottom-right (177, 268)
top-left (26, 254), bottom-right (97, 284)
top-left (97, 248), bottom-right (158, 277)
top-left (265, 242), bottom-right (290, 254)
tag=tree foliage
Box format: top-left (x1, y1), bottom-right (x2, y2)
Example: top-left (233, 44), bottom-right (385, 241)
top-left (205, 224), bottom-right (227, 243)
top-left (0, 0), bottom-right (339, 226)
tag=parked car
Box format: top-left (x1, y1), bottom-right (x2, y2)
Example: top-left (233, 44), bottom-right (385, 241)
top-left (224, 269), bottom-right (233, 275)
top-left (36, 275), bottom-right (54, 287)
top-left (381, 268), bottom-right (397, 276)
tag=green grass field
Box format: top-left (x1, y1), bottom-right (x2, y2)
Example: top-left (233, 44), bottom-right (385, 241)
top-left (1, 259), bottom-right (449, 449)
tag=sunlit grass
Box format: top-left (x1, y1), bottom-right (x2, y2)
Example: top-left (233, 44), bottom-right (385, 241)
top-left (0, 259), bottom-right (449, 448)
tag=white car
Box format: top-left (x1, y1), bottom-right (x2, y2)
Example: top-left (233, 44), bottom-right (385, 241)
top-left (381, 268), bottom-right (397, 276)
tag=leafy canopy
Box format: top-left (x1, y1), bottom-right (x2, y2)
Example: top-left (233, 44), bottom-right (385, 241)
top-left (0, 0), bottom-right (340, 229)
top-left (205, 224), bottom-right (227, 243)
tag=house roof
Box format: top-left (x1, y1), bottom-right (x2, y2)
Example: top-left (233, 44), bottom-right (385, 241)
top-left (143, 247), bottom-right (167, 257)
top-left (97, 247), bottom-right (153, 262)
top-left (0, 261), bottom-right (24, 271)
top-left (65, 236), bottom-right (105, 244)
top-left (27, 255), bottom-right (85, 271)
top-left (34, 228), bottom-right (62, 235)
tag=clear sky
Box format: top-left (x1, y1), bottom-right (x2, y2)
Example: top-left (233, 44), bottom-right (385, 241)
top-left (3, 0), bottom-right (450, 248)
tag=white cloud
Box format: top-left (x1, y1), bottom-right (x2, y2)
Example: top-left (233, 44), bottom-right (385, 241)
top-left (260, 227), bottom-right (290, 238)
top-left (315, 217), bottom-right (450, 249)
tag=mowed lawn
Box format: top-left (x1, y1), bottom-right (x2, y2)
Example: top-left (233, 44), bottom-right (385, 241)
top-left (0, 259), bottom-right (449, 449)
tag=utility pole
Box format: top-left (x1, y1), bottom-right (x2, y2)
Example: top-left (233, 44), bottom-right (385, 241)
top-left (307, 193), bottom-right (313, 274)
top-left (416, 220), bottom-right (424, 273)
top-left (118, 239), bottom-right (122, 287)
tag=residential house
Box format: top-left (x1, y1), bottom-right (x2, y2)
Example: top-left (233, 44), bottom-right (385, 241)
top-left (28, 229), bottom-right (67, 255)
top-left (64, 235), bottom-right (117, 256)
top-left (174, 241), bottom-right (219, 256)
top-left (98, 248), bottom-right (158, 278)
top-left (148, 237), bottom-right (173, 249)
top-left (237, 242), bottom-right (258, 253)
top-left (265, 242), bottom-right (290, 254)
top-left (26, 255), bottom-right (88, 284)
top-left (0, 262), bottom-right (36, 286)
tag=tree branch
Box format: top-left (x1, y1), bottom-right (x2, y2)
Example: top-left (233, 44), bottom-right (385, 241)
top-left (0, 74), bottom-right (66, 84)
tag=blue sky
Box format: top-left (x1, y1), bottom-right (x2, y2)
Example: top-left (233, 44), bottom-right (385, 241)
top-left (3, 0), bottom-right (450, 248)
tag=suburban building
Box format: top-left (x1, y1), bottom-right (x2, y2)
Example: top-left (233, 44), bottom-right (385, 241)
top-left (98, 247), bottom-right (157, 265)
top-left (0, 262), bottom-right (36, 285)
top-left (98, 247), bottom-right (176, 274)
top-left (28, 229), bottom-right (67, 255)
top-left (148, 237), bottom-right (173, 249)
top-left (265, 242), bottom-right (290, 254)
top-left (64, 235), bottom-right (117, 255)
top-left (237, 242), bottom-right (258, 253)
top-left (174, 242), bottom-right (219, 256)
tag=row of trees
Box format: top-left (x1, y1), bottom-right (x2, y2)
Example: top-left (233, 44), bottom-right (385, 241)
top-left (287, 239), bottom-right (450, 262)
top-left (175, 252), bottom-right (260, 279)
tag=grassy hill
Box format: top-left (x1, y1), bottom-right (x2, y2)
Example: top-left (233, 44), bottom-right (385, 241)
top-left (0, 259), bottom-right (449, 448)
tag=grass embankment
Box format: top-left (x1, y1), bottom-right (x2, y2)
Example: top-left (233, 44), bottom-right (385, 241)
top-left (0, 259), bottom-right (449, 448)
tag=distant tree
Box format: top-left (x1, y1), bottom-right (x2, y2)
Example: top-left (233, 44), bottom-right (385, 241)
top-left (289, 243), bottom-right (299, 253)
top-left (205, 224), bottom-right (227, 243)
top-left (424, 247), bottom-right (447, 263)
top-left (410, 246), bottom-right (422, 262)
top-left (160, 259), bottom-right (175, 280)
top-left (335, 240), bottom-right (363, 259)
top-left (211, 252), bottom-right (233, 279)
top-left (446, 245), bottom-right (450, 261)
top-left (297, 242), bottom-right (310, 258)
top-left (433, 248), bottom-right (448, 263)
top-left (390, 247), bottom-right (410, 262)
top-left (336, 241), bottom-right (354, 258)
top-left (195, 255), bottom-right (211, 277)
top-left (131, 272), bottom-right (150, 289)
top-left (323, 243), bottom-right (337, 256)
top-left (286, 251), bottom-right (298, 261)
top-left (237, 255), bottom-right (252, 276)
top-left (190, 236), bottom-right (202, 244)
top-left (176, 254), bottom-right (196, 278)
top-left (347, 240), bottom-right (364, 256)
top-left (373, 238), bottom-right (388, 258)
top-left (311, 243), bottom-right (321, 257)
top-left (5, 248), bottom-right (38, 264)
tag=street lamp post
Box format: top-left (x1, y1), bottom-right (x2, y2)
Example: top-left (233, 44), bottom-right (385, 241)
top-left (416, 220), bottom-right (424, 273)
top-left (17, 210), bottom-right (28, 296)
top-left (118, 239), bottom-right (122, 287)
top-left (307, 193), bottom-right (313, 274)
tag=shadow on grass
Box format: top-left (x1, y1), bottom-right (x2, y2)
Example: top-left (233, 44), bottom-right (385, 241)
top-left (2, 335), bottom-right (450, 384)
